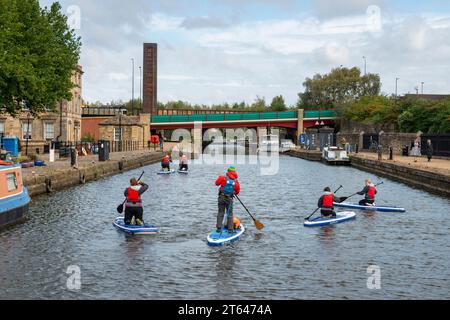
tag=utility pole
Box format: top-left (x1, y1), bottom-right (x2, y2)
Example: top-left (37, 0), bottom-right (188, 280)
top-left (131, 58), bottom-right (135, 115)
top-left (421, 82), bottom-right (424, 95)
top-left (395, 77), bottom-right (400, 97)
top-left (362, 56), bottom-right (367, 75)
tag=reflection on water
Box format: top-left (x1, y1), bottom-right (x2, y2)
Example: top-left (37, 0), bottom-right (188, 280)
top-left (0, 155), bottom-right (449, 299)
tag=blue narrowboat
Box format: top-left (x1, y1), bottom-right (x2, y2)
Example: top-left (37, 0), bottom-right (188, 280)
top-left (0, 162), bottom-right (31, 229)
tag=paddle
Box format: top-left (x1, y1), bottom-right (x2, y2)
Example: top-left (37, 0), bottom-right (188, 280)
top-left (234, 195), bottom-right (264, 230)
top-left (116, 171), bottom-right (145, 213)
top-left (339, 181), bottom-right (384, 203)
top-left (304, 185), bottom-right (343, 221)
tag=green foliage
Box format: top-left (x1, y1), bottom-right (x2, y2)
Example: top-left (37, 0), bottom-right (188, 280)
top-left (0, 0), bottom-right (81, 116)
top-left (345, 95), bottom-right (450, 133)
top-left (296, 67), bottom-right (381, 109)
top-left (109, 96), bottom-right (292, 113)
top-left (269, 95), bottom-right (287, 111)
top-left (81, 132), bottom-right (95, 142)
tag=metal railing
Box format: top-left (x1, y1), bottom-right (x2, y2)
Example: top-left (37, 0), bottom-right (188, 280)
top-left (151, 110), bottom-right (337, 123)
top-left (52, 140), bottom-right (143, 157)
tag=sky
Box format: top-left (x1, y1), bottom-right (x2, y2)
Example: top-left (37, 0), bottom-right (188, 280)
top-left (38, 0), bottom-right (450, 106)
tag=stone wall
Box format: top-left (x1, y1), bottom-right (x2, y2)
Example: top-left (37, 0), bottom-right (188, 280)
top-left (286, 149), bottom-right (321, 161)
top-left (350, 155), bottom-right (450, 198)
top-left (24, 152), bottom-right (162, 197)
top-left (337, 131), bottom-right (419, 155)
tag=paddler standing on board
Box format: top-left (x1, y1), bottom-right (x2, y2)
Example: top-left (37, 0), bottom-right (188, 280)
top-left (318, 187), bottom-right (341, 218)
top-left (357, 179), bottom-right (377, 206)
top-left (215, 166), bottom-right (240, 234)
top-left (123, 177), bottom-right (149, 226)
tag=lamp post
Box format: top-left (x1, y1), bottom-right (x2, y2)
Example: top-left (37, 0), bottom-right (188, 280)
top-left (119, 113), bottom-right (122, 152)
top-left (395, 77), bottom-right (400, 97)
top-left (362, 56), bottom-right (367, 75)
top-left (25, 112), bottom-right (31, 156)
top-left (131, 58), bottom-right (135, 115)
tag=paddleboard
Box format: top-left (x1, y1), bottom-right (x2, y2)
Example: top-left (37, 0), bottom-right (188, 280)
top-left (157, 169), bottom-right (175, 175)
top-left (207, 225), bottom-right (245, 246)
top-left (177, 169), bottom-right (189, 174)
top-left (113, 217), bottom-right (160, 235)
top-left (304, 211), bottom-right (356, 227)
top-left (334, 202), bottom-right (406, 212)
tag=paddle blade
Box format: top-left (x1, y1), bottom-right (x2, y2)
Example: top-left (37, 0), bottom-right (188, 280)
top-left (339, 197), bottom-right (348, 203)
top-left (254, 219), bottom-right (264, 230)
top-left (117, 204), bottom-right (124, 214)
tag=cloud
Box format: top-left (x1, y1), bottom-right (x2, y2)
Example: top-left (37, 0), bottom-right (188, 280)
top-left (180, 16), bottom-right (231, 29)
top-left (312, 0), bottom-right (385, 19)
top-left (37, 0), bottom-right (450, 105)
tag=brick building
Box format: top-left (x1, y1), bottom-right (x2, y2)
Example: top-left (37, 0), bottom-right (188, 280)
top-left (0, 66), bottom-right (83, 155)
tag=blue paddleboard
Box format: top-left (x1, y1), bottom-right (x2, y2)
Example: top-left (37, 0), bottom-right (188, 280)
top-left (113, 217), bottom-right (160, 235)
top-left (207, 225), bottom-right (245, 246)
top-left (304, 211), bottom-right (356, 227)
top-left (157, 169), bottom-right (175, 175)
top-left (334, 202), bottom-right (405, 212)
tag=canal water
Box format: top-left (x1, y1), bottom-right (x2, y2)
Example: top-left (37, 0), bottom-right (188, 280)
top-left (0, 155), bottom-right (449, 299)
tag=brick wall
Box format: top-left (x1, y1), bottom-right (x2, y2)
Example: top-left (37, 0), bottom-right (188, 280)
top-left (143, 43), bottom-right (157, 114)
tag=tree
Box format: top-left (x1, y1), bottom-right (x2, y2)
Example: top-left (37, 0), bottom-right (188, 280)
top-left (0, 0), bottom-right (81, 116)
top-left (296, 67), bottom-right (381, 109)
top-left (269, 95), bottom-right (287, 111)
top-left (250, 96), bottom-right (267, 112)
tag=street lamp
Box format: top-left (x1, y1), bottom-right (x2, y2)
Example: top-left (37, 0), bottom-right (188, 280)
top-left (362, 56), bottom-right (367, 75)
top-left (395, 77), bottom-right (400, 97)
top-left (25, 112), bottom-right (31, 156)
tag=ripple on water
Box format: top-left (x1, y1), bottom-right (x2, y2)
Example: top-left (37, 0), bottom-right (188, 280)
top-left (0, 157), bottom-right (449, 299)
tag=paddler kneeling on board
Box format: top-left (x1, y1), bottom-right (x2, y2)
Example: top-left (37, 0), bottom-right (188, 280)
top-left (357, 179), bottom-right (377, 206)
top-left (161, 153), bottom-right (172, 171)
top-left (318, 187), bottom-right (340, 218)
top-left (124, 177), bottom-right (149, 225)
top-left (179, 152), bottom-right (188, 171)
top-left (215, 166), bottom-right (240, 234)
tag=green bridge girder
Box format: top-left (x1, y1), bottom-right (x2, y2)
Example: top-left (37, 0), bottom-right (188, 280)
top-left (151, 110), bottom-right (336, 123)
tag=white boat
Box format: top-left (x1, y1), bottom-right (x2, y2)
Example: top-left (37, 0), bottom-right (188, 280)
top-left (279, 139), bottom-right (295, 153)
top-left (321, 146), bottom-right (351, 165)
top-left (259, 134), bottom-right (279, 153)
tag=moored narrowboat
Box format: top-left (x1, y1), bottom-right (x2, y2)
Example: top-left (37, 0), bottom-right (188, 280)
top-left (0, 163), bottom-right (31, 230)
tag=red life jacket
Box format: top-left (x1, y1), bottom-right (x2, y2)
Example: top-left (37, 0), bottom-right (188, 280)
top-left (162, 155), bottom-right (170, 163)
top-left (151, 135), bottom-right (159, 144)
top-left (367, 186), bottom-right (376, 198)
top-left (323, 194), bottom-right (334, 207)
top-left (127, 187), bottom-right (141, 203)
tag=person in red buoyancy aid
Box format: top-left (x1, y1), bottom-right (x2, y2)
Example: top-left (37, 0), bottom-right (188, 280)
top-left (318, 187), bottom-right (341, 218)
top-left (357, 179), bottom-right (377, 206)
top-left (123, 177), bottom-right (149, 225)
top-left (215, 166), bottom-right (240, 233)
top-left (161, 153), bottom-right (172, 171)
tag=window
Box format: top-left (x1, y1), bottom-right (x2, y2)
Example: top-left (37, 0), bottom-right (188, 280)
top-left (44, 122), bottom-right (54, 140)
top-left (6, 173), bottom-right (18, 191)
top-left (114, 127), bottom-right (122, 141)
top-left (22, 122), bottom-right (32, 140)
top-left (0, 121), bottom-right (5, 135)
